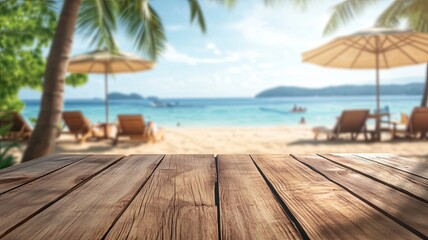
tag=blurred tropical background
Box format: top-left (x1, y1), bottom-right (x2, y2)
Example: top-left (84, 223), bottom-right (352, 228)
top-left (1, 0), bottom-right (427, 168)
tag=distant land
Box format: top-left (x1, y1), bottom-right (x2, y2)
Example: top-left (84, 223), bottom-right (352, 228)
top-left (108, 92), bottom-right (144, 100)
top-left (147, 96), bottom-right (160, 101)
top-left (256, 82), bottom-right (424, 98)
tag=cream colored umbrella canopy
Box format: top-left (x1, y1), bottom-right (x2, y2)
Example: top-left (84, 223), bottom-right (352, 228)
top-left (68, 49), bottom-right (154, 124)
top-left (303, 27), bottom-right (428, 140)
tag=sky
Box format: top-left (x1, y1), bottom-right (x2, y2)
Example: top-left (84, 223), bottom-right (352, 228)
top-left (19, 0), bottom-right (426, 99)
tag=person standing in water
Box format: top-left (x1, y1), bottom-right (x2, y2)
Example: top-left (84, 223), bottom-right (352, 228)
top-left (293, 104), bottom-right (298, 112)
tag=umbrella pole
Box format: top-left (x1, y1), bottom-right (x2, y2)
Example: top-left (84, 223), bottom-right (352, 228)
top-left (375, 37), bottom-right (381, 141)
top-left (105, 71), bottom-right (109, 125)
top-left (375, 64), bottom-right (381, 141)
top-left (376, 63), bottom-right (380, 114)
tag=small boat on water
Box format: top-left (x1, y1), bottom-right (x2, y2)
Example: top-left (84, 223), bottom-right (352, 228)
top-left (149, 101), bottom-right (205, 108)
top-left (290, 108), bottom-right (307, 113)
top-left (260, 107), bottom-right (288, 114)
top-left (290, 104), bottom-right (307, 113)
top-left (260, 107), bottom-right (307, 114)
top-left (149, 101), bottom-right (178, 108)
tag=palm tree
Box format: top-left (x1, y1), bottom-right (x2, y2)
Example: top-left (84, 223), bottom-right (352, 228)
top-left (22, 0), bottom-right (206, 162)
top-left (323, 0), bottom-right (428, 107)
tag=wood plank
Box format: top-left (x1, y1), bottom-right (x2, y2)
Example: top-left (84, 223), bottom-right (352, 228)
top-left (0, 154), bottom-right (89, 194)
top-left (295, 155), bottom-right (428, 238)
top-left (3, 154), bottom-right (164, 240)
top-left (218, 154), bottom-right (302, 239)
top-left (105, 154), bottom-right (218, 240)
top-left (320, 154), bottom-right (428, 202)
top-left (353, 153), bottom-right (428, 179)
top-left (252, 154), bottom-right (419, 239)
top-left (0, 154), bottom-right (123, 237)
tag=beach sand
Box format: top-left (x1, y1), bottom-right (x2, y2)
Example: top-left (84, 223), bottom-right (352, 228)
top-left (12, 126), bottom-right (427, 163)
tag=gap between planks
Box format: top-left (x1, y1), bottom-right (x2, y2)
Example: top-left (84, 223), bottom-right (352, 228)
top-left (215, 155), bottom-right (222, 240)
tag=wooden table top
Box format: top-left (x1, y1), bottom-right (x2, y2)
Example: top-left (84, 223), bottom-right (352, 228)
top-left (0, 154), bottom-right (427, 239)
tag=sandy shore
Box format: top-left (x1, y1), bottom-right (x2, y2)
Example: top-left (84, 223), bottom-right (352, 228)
top-left (11, 126), bottom-right (428, 163)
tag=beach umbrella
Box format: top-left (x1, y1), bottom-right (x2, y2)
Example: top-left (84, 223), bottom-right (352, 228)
top-left (67, 49), bottom-right (154, 124)
top-left (302, 27), bottom-right (428, 139)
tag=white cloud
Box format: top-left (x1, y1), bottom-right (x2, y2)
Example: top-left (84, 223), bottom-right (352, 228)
top-left (227, 64), bottom-right (251, 74)
top-left (206, 43), bottom-right (222, 55)
top-left (162, 44), bottom-right (261, 65)
top-left (162, 44), bottom-right (199, 65)
top-left (229, 17), bottom-right (296, 46)
top-left (227, 5), bottom-right (317, 48)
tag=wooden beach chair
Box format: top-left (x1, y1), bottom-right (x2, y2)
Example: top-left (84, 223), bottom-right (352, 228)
top-left (62, 111), bottom-right (103, 143)
top-left (312, 109), bottom-right (369, 141)
top-left (389, 107), bottom-right (428, 139)
top-left (114, 115), bottom-right (164, 145)
top-left (0, 112), bottom-right (32, 141)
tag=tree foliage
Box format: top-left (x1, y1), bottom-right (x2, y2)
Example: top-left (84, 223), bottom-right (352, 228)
top-left (0, 0), bottom-right (88, 112)
top-left (324, 0), bottom-right (428, 35)
top-left (76, 0), bottom-right (207, 60)
top-left (0, 112), bottom-right (19, 169)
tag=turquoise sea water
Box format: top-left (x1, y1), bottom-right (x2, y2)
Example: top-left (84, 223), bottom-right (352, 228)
top-left (23, 96), bottom-right (421, 128)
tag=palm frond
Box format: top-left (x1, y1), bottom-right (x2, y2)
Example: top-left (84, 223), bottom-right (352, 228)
top-left (119, 1), bottom-right (166, 60)
top-left (213, 0), bottom-right (238, 8)
top-left (375, 0), bottom-right (405, 28)
top-left (376, 0), bottom-right (428, 33)
top-left (404, 0), bottom-right (428, 32)
top-left (0, 142), bottom-right (19, 160)
top-left (263, 0), bottom-right (284, 6)
top-left (31, 0), bottom-right (57, 11)
top-left (214, 0), bottom-right (313, 9)
top-left (188, 0), bottom-right (206, 33)
top-left (323, 0), bottom-right (379, 36)
top-left (0, 154), bottom-right (14, 169)
top-left (77, 0), bottom-right (118, 51)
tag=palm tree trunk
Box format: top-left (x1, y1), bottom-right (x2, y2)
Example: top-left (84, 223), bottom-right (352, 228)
top-left (22, 0), bottom-right (82, 162)
top-left (422, 63), bottom-right (428, 107)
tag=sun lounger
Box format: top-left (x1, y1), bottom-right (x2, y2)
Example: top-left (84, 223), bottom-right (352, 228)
top-left (389, 107), bottom-right (428, 139)
top-left (0, 112), bottom-right (32, 140)
top-left (312, 109), bottom-right (369, 141)
top-left (62, 111), bottom-right (103, 143)
top-left (114, 115), bottom-right (164, 145)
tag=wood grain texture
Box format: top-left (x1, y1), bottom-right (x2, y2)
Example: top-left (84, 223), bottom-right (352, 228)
top-left (0, 154), bottom-right (89, 194)
top-left (0, 154), bottom-right (123, 237)
top-left (105, 154), bottom-right (218, 240)
top-left (3, 155), bottom-right (163, 240)
top-left (353, 153), bottom-right (428, 179)
top-left (321, 154), bottom-right (428, 202)
top-left (295, 155), bottom-right (428, 238)
top-left (252, 154), bottom-right (419, 239)
top-left (218, 154), bottom-right (302, 240)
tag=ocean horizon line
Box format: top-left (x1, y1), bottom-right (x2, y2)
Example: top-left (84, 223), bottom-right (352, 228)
top-left (20, 94), bottom-right (423, 102)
